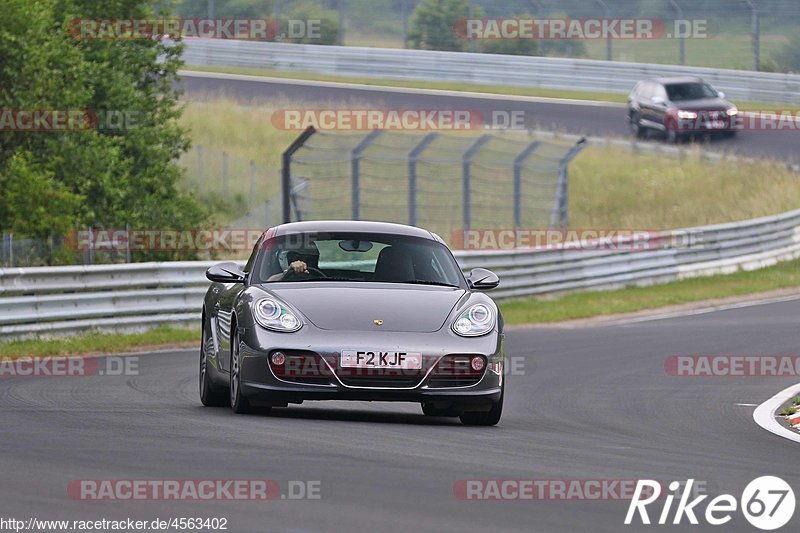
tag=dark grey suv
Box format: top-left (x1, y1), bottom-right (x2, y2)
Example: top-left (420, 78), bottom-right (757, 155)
top-left (627, 77), bottom-right (738, 142)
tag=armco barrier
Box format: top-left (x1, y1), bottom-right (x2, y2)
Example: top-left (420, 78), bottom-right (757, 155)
top-left (182, 39), bottom-right (800, 104)
top-left (2, 209), bottom-right (800, 338)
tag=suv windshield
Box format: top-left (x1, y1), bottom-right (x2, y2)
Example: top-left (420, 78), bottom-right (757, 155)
top-left (252, 232), bottom-right (466, 288)
top-left (665, 83), bottom-right (719, 102)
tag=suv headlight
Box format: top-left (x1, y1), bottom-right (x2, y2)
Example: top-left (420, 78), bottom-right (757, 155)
top-left (726, 106), bottom-right (739, 116)
top-left (677, 110), bottom-right (698, 119)
top-left (253, 297), bottom-right (302, 332)
top-left (452, 303), bottom-right (495, 337)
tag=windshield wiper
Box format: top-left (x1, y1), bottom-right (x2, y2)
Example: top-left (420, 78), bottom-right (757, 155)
top-left (394, 280), bottom-right (461, 288)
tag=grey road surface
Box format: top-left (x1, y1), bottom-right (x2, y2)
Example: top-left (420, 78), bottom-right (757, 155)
top-left (1, 299), bottom-right (799, 532)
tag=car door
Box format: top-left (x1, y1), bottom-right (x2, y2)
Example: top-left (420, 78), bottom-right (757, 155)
top-left (214, 237), bottom-right (261, 373)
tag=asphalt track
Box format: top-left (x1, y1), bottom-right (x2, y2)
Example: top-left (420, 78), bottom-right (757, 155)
top-left (1, 299), bottom-right (799, 532)
top-left (179, 72), bottom-right (800, 163)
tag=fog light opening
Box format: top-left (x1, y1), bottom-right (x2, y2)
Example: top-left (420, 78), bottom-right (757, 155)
top-left (470, 356), bottom-right (485, 372)
top-left (271, 352), bottom-right (286, 366)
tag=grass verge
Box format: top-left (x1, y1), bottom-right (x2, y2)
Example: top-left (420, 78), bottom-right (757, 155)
top-left (0, 326), bottom-right (199, 358)
top-left (181, 65), bottom-right (800, 113)
top-left (500, 258), bottom-right (800, 324)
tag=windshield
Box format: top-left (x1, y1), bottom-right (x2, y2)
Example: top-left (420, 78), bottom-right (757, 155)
top-left (665, 83), bottom-right (719, 102)
top-left (252, 232), bottom-right (466, 288)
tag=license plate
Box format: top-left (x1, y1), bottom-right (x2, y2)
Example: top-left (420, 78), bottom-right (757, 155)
top-left (340, 350), bottom-right (422, 369)
top-left (707, 120), bottom-right (726, 129)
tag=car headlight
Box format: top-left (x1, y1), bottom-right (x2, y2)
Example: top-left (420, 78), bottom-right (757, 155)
top-left (253, 297), bottom-right (302, 332)
top-left (452, 303), bottom-right (495, 337)
top-left (726, 106), bottom-right (739, 116)
top-left (677, 110), bottom-right (698, 119)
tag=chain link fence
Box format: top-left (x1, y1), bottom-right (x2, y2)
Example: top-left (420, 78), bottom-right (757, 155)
top-left (284, 129), bottom-right (586, 244)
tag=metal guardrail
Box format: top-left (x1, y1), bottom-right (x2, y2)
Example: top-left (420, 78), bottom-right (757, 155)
top-left (182, 39), bottom-right (800, 104)
top-left (2, 209), bottom-right (799, 338)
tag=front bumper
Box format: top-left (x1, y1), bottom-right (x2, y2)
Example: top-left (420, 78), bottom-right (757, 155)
top-left (238, 324), bottom-right (504, 407)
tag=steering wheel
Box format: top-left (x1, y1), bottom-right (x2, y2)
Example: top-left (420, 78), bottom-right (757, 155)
top-left (283, 266), bottom-right (328, 280)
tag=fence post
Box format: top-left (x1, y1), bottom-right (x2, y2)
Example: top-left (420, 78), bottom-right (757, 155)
top-left (668, 0), bottom-right (685, 65)
top-left (552, 138), bottom-right (587, 229)
top-left (513, 142), bottom-right (541, 230)
top-left (2, 233), bottom-right (11, 267)
top-left (743, 0), bottom-right (760, 71)
top-left (351, 130), bottom-right (382, 220)
top-left (197, 144), bottom-right (204, 191)
top-left (462, 134), bottom-right (492, 232)
top-left (407, 133), bottom-right (439, 226)
top-left (249, 160), bottom-right (257, 206)
top-left (281, 126), bottom-right (317, 223)
top-left (222, 151), bottom-right (229, 199)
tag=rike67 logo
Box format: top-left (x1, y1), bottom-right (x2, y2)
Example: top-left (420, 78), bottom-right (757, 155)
top-left (625, 477), bottom-right (795, 530)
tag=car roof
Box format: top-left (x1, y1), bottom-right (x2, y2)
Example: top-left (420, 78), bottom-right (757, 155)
top-left (269, 220), bottom-right (437, 240)
top-left (648, 76), bottom-right (706, 85)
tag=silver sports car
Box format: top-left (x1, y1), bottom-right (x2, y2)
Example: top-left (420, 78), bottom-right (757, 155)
top-left (199, 220), bottom-right (505, 425)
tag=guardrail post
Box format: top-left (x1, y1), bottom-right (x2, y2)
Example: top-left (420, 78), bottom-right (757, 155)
top-left (462, 135), bottom-right (492, 232)
top-left (408, 133), bottom-right (438, 226)
top-left (552, 138), bottom-right (587, 229)
top-left (513, 142), bottom-right (541, 230)
top-left (281, 126), bottom-right (317, 223)
top-left (351, 130), bottom-right (382, 220)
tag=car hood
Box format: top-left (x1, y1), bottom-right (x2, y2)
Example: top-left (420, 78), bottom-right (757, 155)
top-left (672, 97), bottom-right (730, 111)
top-left (263, 283), bottom-right (467, 333)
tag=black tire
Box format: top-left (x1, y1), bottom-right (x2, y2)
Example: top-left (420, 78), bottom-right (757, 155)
top-left (229, 328), bottom-right (252, 414)
top-left (421, 403), bottom-right (460, 417)
top-left (630, 112), bottom-right (646, 139)
top-left (459, 387), bottom-right (504, 426)
top-left (199, 320), bottom-right (228, 407)
top-left (666, 126), bottom-right (680, 144)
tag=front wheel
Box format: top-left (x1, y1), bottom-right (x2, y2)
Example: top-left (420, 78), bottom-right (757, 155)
top-left (230, 329), bottom-right (252, 414)
top-left (200, 320), bottom-right (228, 407)
top-left (630, 112), bottom-right (646, 139)
top-left (459, 387), bottom-right (504, 426)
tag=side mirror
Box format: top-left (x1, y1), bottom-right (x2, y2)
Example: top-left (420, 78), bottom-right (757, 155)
top-left (206, 262), bottom-right (245, 284)
top-left (467, 268), bottom-right (499, 290)
top-left (717, 91), bottom-right (726, 99)
top-left (651, 96), bottom-right (666, 106)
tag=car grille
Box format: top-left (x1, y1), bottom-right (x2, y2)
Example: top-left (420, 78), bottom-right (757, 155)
top-left (268, 351), bottom-right (334, 386)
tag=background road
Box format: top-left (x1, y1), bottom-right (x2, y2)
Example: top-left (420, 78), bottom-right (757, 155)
top-left (179, 73), bottom-right (800, 164)
top-left (1, 300), bottom-right (799, 532)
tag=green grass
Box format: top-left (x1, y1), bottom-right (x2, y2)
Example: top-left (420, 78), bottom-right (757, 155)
top-left (0, 326), bottom-right (199, 358)
top-left (181, 65), bottom-right (799, 113)
top-left (569, 147), bottom-right (800, 229)
top-left (499, 258), bottom-right (800, 324)
top-left (582, 33), bottom-right (788, 70)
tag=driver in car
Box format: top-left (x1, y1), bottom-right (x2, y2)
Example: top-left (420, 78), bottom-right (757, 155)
top-left (267, 244), bottom-right (321, 281)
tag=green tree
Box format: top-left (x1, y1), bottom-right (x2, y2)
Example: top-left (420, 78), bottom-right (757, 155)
top-left (0, 0), bottom-right (206, 263)
top-left (408, 0), bottom-right (470, 52)
top-left (280, 1), bottom-right (339, 45)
